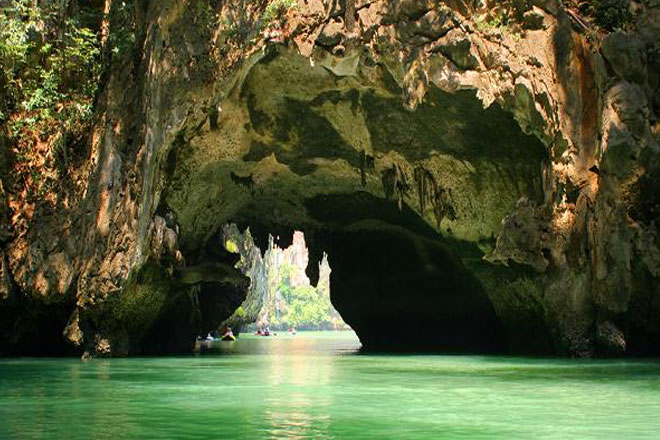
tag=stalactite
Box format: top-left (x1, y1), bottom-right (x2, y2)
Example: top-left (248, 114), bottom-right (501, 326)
top-left (230, 171), bottom-right (255, 193)
top-left (359, 150), bottom-right (375, 187)
top-left (360, 150), bottom-right (367, 186)
top-left (381, 166), bottom-right (397, 201)
top-left (209, 105), bottom-right (219, 130)
top-left (414, 165), bottom-right (438, 216)
top-left (414, 166), bottom-right (425, 214)
top-left (395, 164), bottom-right (410, 211)
top-left (432, 186), bottom-right (458, 229)
top-left (382, 164), bottom-right (412, 210)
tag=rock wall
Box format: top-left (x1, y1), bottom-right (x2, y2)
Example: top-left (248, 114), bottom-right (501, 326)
top-left (1, 0), bottom-right (658, 356)
top-left (219, 224), bottom-right (268, 332)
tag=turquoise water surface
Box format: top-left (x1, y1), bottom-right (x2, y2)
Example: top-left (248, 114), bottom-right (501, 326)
top-left (1, 331), bottom-right (660, 439)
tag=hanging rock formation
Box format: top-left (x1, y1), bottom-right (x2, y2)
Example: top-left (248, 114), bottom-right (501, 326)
top-left (1, 0), bottom-right (659, 356)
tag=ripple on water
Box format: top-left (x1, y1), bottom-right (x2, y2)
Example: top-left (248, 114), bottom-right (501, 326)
top-left (1, 331), bottom-right (659, 439)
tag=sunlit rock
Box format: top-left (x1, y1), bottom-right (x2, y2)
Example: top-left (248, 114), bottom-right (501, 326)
top-left (1, 0), bottom-right (659, 357)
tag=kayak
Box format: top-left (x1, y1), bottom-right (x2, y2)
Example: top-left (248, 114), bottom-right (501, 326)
top-left (221, 334), bottom-right (236, 342)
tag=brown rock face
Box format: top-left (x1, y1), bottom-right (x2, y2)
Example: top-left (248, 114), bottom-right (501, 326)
top-left (1, 0), bottom-right (659, 356)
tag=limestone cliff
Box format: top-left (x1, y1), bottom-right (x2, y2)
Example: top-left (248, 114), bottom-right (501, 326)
top-left (1, 0), bottom-right (659, 357)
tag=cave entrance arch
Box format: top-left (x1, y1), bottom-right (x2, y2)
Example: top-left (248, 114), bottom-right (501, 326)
top-left (164, 45), bottom-right (551, 354)
top-left (219, 226), bottom-right (351, 337)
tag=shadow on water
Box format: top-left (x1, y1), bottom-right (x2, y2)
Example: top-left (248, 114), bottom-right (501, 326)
top-left (2, 331), bottom-right (660, 439)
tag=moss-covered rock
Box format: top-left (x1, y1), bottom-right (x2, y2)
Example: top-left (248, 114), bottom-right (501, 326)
top-left (2, 0), bottom-right (660, 356)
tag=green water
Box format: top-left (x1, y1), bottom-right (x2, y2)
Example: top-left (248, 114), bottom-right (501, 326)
top-left (1, 331), bottom-right (659, 439)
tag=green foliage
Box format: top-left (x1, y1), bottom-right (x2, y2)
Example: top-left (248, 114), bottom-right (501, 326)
top-left (580, 0), bottom-right (632, 31)
top-left (0, 1), bottom-right (101, 126)
top-left (262, 0), bottom-right (297, 26)
top-left (262, 259), bottom-right (337, 330)
top-left (106, 1), bottom-right (136, 58)
top-left (475, 13), bottom-right (507, 33)
top-left (225, 239), bottom-right (239, 253)
top-left (0, 1), bottom-right (102, 204)
top-left (475, 1), bottom-right (528, 37)
top-left (277, 284), bottom-right (332, 329)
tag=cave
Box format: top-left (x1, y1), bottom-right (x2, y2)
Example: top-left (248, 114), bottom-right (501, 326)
top-left (156, 45), bottom-right (551, 355)
top-left (5, 1), bottom-right (660, 437)
top-left (2, 0), bottom-right (658, 361)
top-left (214, 227), bottom-right (349, 340)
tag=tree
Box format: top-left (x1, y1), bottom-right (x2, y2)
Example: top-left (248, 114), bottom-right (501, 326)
top-left (281, 285), bottom-right (329, 329)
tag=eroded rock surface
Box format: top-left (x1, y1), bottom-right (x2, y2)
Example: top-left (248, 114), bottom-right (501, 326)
top-left (1, 0), bottom-right (659, 356)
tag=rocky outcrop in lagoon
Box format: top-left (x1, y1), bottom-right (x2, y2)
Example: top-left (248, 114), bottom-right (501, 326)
top-left (1, 0), bottom-right (659, 357)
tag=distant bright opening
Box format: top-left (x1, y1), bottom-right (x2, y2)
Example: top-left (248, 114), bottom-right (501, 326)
top-left (217, 225), bottom-right (351, 339)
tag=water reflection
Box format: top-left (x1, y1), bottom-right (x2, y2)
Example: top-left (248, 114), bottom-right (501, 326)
top-left (2, 332), bottom-right (659, 440)
top-left (263, 339), bottom-right (337, 439)
top-left (265, 404), bottom-right (333, 440)
top-left (197, 331), bottom-right (357, 439)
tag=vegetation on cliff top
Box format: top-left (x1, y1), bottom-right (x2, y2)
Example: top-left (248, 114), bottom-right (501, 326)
top-left (571, 0), bottom-right (633, 31)
top-left (264, 262), bottom-right (340, 330)
top-left (262, 0), bottom-right (298, 26)
top-left (0, 0), bottom-right (102, 223)
top-left (0, 1), bottom-right (100, 124)
top-left (477, 0), bottom-right (634, 34)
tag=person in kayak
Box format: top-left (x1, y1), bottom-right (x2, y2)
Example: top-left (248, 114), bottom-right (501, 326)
top-left (221, 327), bottom-right (235, 341)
